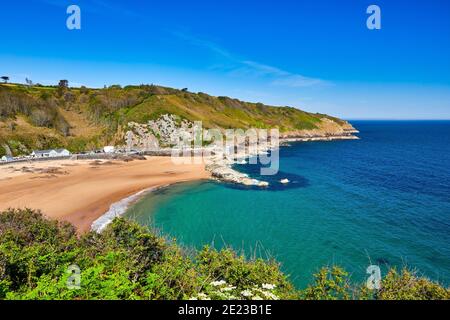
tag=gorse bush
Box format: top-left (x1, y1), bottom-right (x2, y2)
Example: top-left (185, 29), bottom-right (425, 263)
top-left (0, 209), bottom-right (448, 300)
top-left (302, 266), bottom-right (352, 300)
top-left (196, 246), bottom-right (296, 299)
top-left (376, 268), bottom-right (449, 300)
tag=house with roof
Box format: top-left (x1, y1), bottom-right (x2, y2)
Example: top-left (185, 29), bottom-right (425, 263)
top-left (103, 146), bottom-right (115, 153)
top-left (1, 155), bottom-right (14, 162)
top-left (54, 149), bottom-right (71, 157)
top-left (31, 149), bottom-right (71, 158)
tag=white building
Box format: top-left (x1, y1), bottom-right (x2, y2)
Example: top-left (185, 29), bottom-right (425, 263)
top-left (31, 149), bottom-right (54, 158)
top-left (1, 155), bottom-right (14, 162)
top-left (31, 149), bottom-right (71, 158)
top-left (54, 149), bottom-right (71, 157)
top-left (103, 146), bottom-right (115, 153)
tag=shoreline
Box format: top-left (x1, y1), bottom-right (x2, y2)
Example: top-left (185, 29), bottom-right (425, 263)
top-left (93, 133), bottom-right (360, 234)
top-left (206, 133), bottom-right (359, 187)
top-left (0, 133), bottom-right (359, 233)
top-left (0, 157), bottom-right (210, 233)
top-left (280, 134), bottom-right (359, 143)
top-left (91, 184), bottom-right (169, 233)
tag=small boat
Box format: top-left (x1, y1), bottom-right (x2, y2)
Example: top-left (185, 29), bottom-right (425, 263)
top-left (280, 178), bottom-right (290, 184)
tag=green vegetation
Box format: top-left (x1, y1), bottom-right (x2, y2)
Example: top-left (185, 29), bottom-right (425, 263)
top-left (0, 209), bottom-right (448, 300)
top-left (0, 83), bottom-right (349, 156)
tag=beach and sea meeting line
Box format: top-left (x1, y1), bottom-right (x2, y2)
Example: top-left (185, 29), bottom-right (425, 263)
top-left (0, 0), bottom-right (450, 311)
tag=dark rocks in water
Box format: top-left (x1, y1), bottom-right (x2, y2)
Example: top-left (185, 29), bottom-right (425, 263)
top-left (376, 257), bottom-right (390, 265)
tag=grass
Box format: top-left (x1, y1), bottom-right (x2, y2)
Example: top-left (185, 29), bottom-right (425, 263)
top-left (0, 83), bottom-right (352, 156)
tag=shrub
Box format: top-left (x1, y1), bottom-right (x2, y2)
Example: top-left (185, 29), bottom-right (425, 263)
top-left (196, 246), bottom-right (295, 299)
top-left (0, 209), bottom-right (448, 300)
top-left (301, 266), bottom-right (352, 300)
top-left (0, 209), bottom-right (296, 300)
top-left (0, 209), bottom-right (77, 295)
top-left (376, 268), bottom-right (449, 300)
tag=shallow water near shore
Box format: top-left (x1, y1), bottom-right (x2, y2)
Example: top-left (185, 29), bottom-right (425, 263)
top-left (126, 121), bottom-right (450, 288)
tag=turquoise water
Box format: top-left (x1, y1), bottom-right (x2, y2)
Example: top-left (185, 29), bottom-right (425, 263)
top-left (126, 121), bottom-right (450, 288)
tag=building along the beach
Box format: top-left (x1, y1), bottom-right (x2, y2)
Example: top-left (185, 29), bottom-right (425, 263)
top-left (1, 155), bottom-right (14, 162)
top-left (103, 146), bottom-right (115, 153)
top-left (31, 149), bottom-right (71, 158)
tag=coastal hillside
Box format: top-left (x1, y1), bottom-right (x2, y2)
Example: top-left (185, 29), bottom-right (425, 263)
top-left (0, 83), bottom-right (356, 156)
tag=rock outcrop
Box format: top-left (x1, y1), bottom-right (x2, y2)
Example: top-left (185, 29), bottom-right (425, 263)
top-left (206, 157), bottom-right (269, 187)
top-left (123, 114), bottom-right (359, 188)
top-left (126, 114), bottom-right (196, 150)
top-left (280, 118), bottom-right (359, 141)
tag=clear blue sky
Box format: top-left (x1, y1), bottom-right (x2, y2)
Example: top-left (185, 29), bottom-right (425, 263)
top-left (1, 0), bottom-right (450, 119)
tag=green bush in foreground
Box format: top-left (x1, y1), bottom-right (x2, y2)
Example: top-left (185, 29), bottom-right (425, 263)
top-left (0, 209), bottom-right (448, 300)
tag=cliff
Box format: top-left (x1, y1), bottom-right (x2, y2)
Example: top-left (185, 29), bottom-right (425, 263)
top-left (0, 83), bottom-right (357, 156)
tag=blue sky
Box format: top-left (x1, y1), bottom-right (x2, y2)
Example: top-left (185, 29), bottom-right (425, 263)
top-left (1, 0), bottom-right (450, 119)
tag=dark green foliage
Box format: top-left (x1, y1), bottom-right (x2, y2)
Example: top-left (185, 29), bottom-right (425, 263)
top-left (301, 266), bottom-right (352, 300)
top-left (0, 209), bottom-right (77, 293)
top-left (1, 209), bottom-right (447, 300)
top-left (81, 218), bottom-right (165, 282)
top-left (376, 268), bottom-right (449, 300)
top-left (0, 209), bottom-right (297, 300)
top-left (196, 246), bottom-right (294, 297)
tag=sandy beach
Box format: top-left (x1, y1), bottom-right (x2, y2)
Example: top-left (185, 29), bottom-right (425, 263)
top-left (0, 157), bottom-right (210, 233)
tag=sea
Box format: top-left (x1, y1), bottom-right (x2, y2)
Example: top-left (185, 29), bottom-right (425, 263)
top-left (125, 121), bottom-right (450, 288)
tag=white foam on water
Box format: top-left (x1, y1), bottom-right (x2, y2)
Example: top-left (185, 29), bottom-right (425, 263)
top-left (90, 185), bottom-right (167, 233)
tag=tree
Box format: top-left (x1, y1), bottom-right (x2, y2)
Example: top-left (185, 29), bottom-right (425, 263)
top-left (57, 80), bottom-right (69, 97)
top-left (1, 76), bottom-right (9, 83)
top-left (58, 79), bottom-right (69, 89)
top-left (25, 78), bottom-right (33, 86)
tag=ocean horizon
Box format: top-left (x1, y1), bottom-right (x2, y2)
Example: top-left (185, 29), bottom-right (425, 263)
top-left (125, 120), bottom-right (450, 288)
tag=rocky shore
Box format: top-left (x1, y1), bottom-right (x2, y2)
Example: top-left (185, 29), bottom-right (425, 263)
top-left (206, 159), bottom-right (269, 187)
top-left (204, 130), bottom-right (359, 188)
top-left (280, 133), bottom-right (359, 144)
top-left (123, 114), bottom-right (359, 188)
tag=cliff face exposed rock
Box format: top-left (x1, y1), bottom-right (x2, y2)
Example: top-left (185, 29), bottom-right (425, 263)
top-left (123, 114), bottom-right (359, 188)
top-left (206, 161), bottom-right (269, 187)
top-left (126, 122), bottom-right (159, 151)
top-left (126, 115), bottom-right (197, 150)
top-left (126, 115), bottom-right (359, 150)
top-left (280, 118), bottom-right (359, 140)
